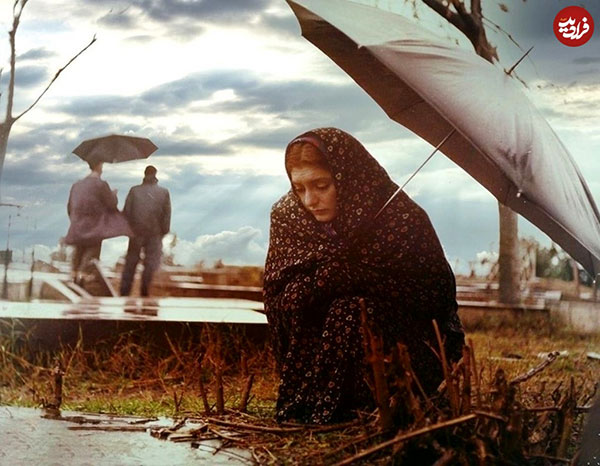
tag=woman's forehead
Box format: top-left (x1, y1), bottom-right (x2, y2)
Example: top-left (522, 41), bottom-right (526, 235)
top-left (290, 165), bottom-right (333, 184)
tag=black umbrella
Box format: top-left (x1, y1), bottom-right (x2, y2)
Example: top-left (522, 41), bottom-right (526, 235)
top-left (72, 134), bottom-right (158, 164)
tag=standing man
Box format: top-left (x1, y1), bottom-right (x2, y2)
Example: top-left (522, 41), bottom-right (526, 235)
top-left (120, 165), bottom-right (171, 297)
top-left (65, 158), bottom-right (131, 287)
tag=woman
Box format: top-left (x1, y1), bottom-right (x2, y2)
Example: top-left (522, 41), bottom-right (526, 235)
top-left (264, 128), bottom-right (464, 424)
top-left (65, 158), bottom-right (132, 286)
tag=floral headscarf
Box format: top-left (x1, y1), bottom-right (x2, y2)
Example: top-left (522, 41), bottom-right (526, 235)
top-left (265, 127), bottom-right (457, 321)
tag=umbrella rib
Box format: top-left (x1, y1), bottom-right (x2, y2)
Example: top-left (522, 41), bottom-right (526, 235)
top-left (374, 129), bottom-right (456, 220)
top-left (505, 46), bottom-right (534, 76)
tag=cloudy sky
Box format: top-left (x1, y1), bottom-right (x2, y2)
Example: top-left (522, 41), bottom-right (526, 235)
top-left (0, 0), bottom-right (598, 272)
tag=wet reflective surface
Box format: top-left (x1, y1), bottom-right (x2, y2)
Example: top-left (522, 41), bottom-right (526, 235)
top-left (0, 406), bottom-right (252, 465)
top-left (0, 297), bottom-right (266, 324)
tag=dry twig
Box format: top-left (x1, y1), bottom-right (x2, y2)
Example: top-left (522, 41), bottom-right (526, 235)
top-left (334, 414), bottom-right (477, 465)
top-left (510, 351), bottom-right (559, 385)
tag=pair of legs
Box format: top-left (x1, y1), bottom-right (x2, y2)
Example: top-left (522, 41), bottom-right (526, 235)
top-left (273, 296), bottom-right (374, 424)
top-left (119, 235), bottom-right (162, 297)
top-left (72, 242), bottom-right (102, 285)
top-left (272, 296), bottom-right (463, 424)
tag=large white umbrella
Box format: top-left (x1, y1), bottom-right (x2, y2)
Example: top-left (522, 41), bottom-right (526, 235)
top-left (287, 0), bottom-right (600, 278)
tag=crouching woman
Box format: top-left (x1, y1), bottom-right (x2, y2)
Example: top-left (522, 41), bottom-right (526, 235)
top-left (263, 128), bottom-right (464, 424)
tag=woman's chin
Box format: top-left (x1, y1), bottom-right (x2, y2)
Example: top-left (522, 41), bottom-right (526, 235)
top-left (314, 212), bottom-right (334, 222)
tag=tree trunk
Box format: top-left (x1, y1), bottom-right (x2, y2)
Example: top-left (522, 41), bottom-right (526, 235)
top-left (419, 0), bottom-right (520, 304)
top-left (0, 123), bottom-right (11, 187)
top-left (467, 13), bottom-right (520, 306)
top-left (498, 203), bottom-right (520, 304)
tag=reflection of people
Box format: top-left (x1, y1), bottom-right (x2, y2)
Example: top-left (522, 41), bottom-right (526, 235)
top-left (65, 159), bottom-right (131, 286)
top-left (263, 128), bottom-right (465, 424)
top-left (120, 165), bottom-right (171, 297)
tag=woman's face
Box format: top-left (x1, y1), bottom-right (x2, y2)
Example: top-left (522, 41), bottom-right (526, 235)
top-left (290, 165), bottom-right (337, 222)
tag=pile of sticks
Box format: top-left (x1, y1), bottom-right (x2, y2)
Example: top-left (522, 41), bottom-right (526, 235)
top-left (144, 300), bottom-right (595, 464)
top-left (23, 312), bottom-right (596, 464)
top-left (349, 298), bottom-right (595, 465)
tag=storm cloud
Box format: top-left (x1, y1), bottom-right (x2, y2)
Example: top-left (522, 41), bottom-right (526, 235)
top-left (0, 0), bottom-right (598, 272)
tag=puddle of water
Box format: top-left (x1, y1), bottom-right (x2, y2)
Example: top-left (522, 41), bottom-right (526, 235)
top-left (0, 406), bottom-right (253, 466)
top-left (0, 298), bottom-right (266, 324)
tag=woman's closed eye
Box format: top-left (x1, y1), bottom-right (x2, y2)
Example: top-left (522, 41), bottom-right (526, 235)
top-left (293, 183), bottom-right (330, 195)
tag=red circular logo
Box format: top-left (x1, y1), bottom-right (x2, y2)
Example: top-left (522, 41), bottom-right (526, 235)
top-left (554, 6), bottom-right (594, 47)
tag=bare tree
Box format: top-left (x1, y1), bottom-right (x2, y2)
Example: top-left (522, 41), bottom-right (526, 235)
top-left (0, 0), bottom-right (96, 187)
top-left (418, 0), bottom-right (521, 304)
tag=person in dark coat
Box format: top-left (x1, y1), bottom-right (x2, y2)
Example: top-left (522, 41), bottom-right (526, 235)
top-left (65, 159), bottom-right (132, 285)
top-left (263, 128), bottom-right (465, 424)
top-left (120, 165), bottom-right (171, 297)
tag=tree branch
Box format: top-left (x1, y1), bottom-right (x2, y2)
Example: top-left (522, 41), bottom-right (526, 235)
top-left (471, 0), bottom-right (483, 19)
top-left (450, 0), bottom-right (482, 42)
top-left (482, 16), bottom-right (526, 54)
top-left (509, 351), bottom-right (559, 385)
top-left (6, 0), bottom-right (26, 124)
top-left (14, 35), bottom-right (97, 122)
top-left (422, 0), bottom-right (498, 62)
top-left (449, 0), bottom-right (470, 18)
top-left (421, 0), bottom-right (466, 32)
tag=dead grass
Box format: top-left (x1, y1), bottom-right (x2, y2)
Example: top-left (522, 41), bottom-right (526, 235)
top-left (1, 318), bottom-right (599, 463)
top-left (0, 320), bottom-right (278, 418)
top-left (466, 330), bottom-right (599, 400)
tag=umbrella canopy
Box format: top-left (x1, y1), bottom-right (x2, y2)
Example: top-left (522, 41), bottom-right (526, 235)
top-left (287, 0), bottom-right (600, 277)
top-left (73, 134), bottom-right (158, 164)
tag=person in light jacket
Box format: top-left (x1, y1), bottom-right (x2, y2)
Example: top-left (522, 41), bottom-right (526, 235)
top-left (65, 158), bottom-right (132, 285)
top-left (120, 165), bottom-right (171, 297)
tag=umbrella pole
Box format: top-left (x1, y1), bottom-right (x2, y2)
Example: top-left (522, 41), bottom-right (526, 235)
top-left (373, 129), bottom-right (456, 220)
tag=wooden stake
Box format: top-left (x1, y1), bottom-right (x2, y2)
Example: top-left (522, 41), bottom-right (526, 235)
top-left (557, 377), bottom-right (576, 458)
top-left (207, 326), bottom-right (225, 415)
top-left (461, 344), bottom-right (472, 414)
top-left (215, 366), bottom-right (225, 415)
top-left (238, 374), bottom-right (254, 413)
top-left (359, 298), bottom-right (392, 431)
top-left (432, 319), bottom-right (459, 416)
top-left (241, 352), bottom-right (249, 377)
top-left (198, 367), bottom-right (211, 415)
top-left (395, 343), bottom-right (424, 423)
top-left (172, 387), bottom-right (183, 415)
top-left (468, 338), bottom-right (482, 411)
top-left (52, 358), bottom-right (64, 410)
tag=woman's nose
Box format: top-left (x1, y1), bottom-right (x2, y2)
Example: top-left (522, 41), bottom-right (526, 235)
top-left (304, 189), bottom-right (318, 207)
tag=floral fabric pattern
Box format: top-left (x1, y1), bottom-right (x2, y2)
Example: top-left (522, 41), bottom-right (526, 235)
top-left (264, 128), bottom-right (464, 424)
